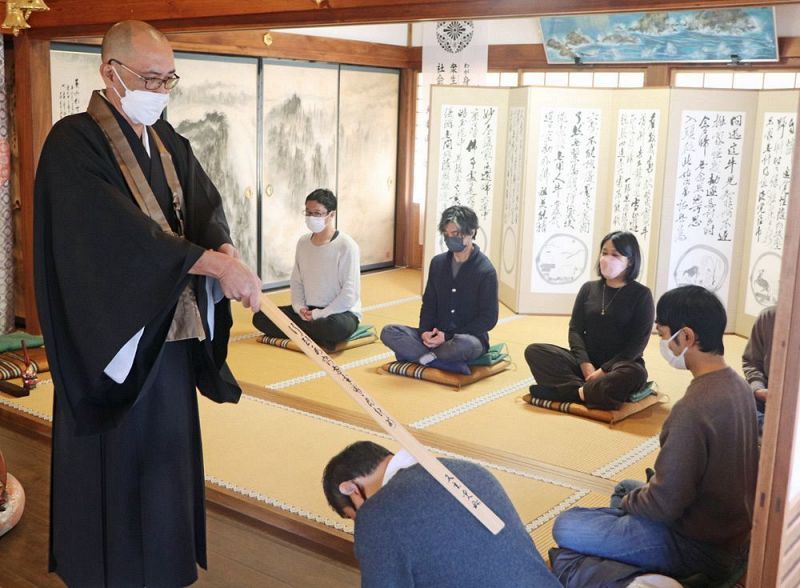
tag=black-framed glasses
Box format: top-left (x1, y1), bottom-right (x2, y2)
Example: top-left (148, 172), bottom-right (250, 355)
top-left (303, 209), bottom-right (330, 218)
top-left (109, 59), bottom-right (180, 91)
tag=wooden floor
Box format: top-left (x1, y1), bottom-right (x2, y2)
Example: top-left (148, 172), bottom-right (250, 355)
top-left (0, 423), bottom-right (361, 588)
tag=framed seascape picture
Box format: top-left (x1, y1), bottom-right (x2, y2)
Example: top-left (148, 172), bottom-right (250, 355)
top-left (168, 53), bottom-right (260, 273)
top-left (540, 7), bottom-right (778, 64)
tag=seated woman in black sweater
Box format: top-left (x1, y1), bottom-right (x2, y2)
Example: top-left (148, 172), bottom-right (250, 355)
top-left (525, 231), bottom-right (655, 410)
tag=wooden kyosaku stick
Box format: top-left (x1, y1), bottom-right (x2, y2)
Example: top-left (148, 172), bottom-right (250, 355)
top-left (258, 294), bottom-right (505, 535)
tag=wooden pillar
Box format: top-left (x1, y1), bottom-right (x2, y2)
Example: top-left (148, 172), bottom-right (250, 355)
top-left (14, 36), bottom-right (51, 335)
top-left (746, 96), bottom-right (800, 586)
top-left (394, 68), bottom-right (416, 267)
top-left (645, 64), bottom-right (670, 87)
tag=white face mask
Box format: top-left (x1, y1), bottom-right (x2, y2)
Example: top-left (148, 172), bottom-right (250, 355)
top-left (113, 67), bottom-right (170, 126)
top-left (305, 215), bottom-right (327, 234)
top-left (659, 329), bottom-right (688, 370)
top-left (600, 254), bottom-right (628, 280)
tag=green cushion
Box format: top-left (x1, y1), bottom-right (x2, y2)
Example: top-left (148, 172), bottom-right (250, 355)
top-left (468, 343), bottom-right (509, 366)
top-left (0, 331), bottom-right (44, 353)
top-left (629, 381), bottom-right (656, 403)
top-left (349, 324), bottom-right (375, 341)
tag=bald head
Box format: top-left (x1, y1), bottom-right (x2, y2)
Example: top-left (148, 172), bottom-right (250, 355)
top-left (101, 20), bottom-right (170, 63)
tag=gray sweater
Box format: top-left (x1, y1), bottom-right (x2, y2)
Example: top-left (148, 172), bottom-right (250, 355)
top-left (290, 231), bottom-right (362, 319)
top-left (622, 367), bottom-right (759, 550)
top-left (742, 305), bottom-right (776, 393)
top-left (353, 459), bottom-right (560, 588)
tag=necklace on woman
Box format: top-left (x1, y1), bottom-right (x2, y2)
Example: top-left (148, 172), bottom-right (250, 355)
top-left (601, 283), bottom-right (625, 316)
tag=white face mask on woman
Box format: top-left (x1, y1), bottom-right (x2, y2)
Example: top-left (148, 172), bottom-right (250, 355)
top-left (599, 254), bottom-right (628, 280)
top-left (659, 329), bottom-right (688, 370)
top-left (113, 67), bottom-right (170, 126)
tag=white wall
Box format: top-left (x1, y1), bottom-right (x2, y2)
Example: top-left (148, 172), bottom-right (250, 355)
top-left (279, 8), bottom-right (800, 48)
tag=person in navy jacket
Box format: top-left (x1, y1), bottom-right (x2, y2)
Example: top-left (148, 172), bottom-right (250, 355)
top-left (381, 205), bottom-right (498, 372)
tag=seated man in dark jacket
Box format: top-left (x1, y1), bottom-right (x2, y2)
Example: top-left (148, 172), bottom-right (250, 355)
top-left (323, 441), bottom-right (561, 588)
top-left (380, 205), bottom-right (498, 372)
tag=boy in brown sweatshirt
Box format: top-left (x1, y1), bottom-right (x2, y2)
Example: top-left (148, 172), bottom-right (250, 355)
top-left (551, 285), bottom-right (758, 585)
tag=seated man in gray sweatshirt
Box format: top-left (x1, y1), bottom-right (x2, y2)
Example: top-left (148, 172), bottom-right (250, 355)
top-left (550, 285), bottom-right (758, 586)
top-left (742, 304), bottom-right (776, 432)
top-left (323, 441), bottom-right (560, 588)
top-left (253, 188), bottom-right (361, 349)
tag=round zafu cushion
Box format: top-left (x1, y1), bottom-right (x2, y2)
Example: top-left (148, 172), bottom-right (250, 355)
top-left (0, 473), bottom-right (25, 537)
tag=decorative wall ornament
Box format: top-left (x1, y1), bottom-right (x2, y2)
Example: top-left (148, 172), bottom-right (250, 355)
top-left (422, 20), bottom-right (488, 87)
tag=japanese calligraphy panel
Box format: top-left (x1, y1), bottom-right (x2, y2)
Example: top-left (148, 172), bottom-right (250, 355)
top-left (744, 112), bottom-right (796, 315)
top-left (437, 104), bottom-right (499, 254)
top-left (667, 110), bottom-right (746, 309)
top-left (611, 109), bottom-right (660, 281)
top-left (530, 107), bottom-right (602, 294)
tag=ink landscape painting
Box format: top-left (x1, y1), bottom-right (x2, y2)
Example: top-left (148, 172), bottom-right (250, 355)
top-left (168, 54), bottom-right (259, 272)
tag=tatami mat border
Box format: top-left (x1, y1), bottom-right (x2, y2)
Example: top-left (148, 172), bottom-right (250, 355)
top-left (592, 435), bottom-right (660, 479)
top-left (362, 295), bottom-right (421, 311)
top-left (266, 351), bottom-right (395, 389)
top-left (228, 293), bottom-right (423, 345)
top-left (0, 395), bottom-right (52, 422)
top-left (525, 490), bottom-right (591, 533)
top-left (0, 378), bottom-right (53, 422)
top-left (410, 376), bottom-right (535, 429)
top-left (205, 474), bottom-right (352, 533)
top-left (496, 314), bottom-right (525, 326)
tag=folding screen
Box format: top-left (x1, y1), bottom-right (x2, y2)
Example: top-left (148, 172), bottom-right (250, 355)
top-left (49, 44), bottom-right (101, 122)
top-left (737, 91), bottom-right (799, 333)
top-left (168, 53), bottom-right (259, 272)
top-left (605, 89), bottom-right (671, 289)
top-left (424, 86), bottom-right (509, 282)
top-left (497, 89), bottom-right (528, 305)
top-left (427, 84), bottom-right (798, 330)
top-left (261, 60), bottom-right (339, 287)
top-left (656, 89), bottom-right (760, 331)
top-left (337, 65), bottom-right (399, 269)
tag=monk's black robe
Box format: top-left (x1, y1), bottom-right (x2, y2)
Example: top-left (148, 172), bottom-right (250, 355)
top-left (34, 98), bottom-right (242, 588)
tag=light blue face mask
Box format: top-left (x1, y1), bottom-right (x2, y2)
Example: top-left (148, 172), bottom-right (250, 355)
top-left (445, 235), bottom-right (466, 253)
top-left (659, 329), bottom-right (688, 370)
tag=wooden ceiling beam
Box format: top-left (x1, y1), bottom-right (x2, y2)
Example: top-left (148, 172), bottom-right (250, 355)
top-left (17, 0), bottom-right (800, 39)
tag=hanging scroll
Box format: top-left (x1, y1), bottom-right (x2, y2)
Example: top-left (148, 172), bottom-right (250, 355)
top-left (745, 112), bottom-right (796, 315)
top-left (611, 109), bottom-right (660, 278)
top-left (500, 106), bottom-right (525, 287)
top-left (437, 104), bottom-right (498, 254)
top-left (49, 47), bottom-right (101, 122)
top-left (667, 110), bottom-right (746, 308)
top-left (530, 108), bottom-right (601, 294)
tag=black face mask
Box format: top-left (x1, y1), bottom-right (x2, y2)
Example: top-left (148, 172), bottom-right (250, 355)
top-left (445, 235), bottom-right (467, 252)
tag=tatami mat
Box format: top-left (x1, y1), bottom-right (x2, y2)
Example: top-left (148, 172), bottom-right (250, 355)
top-left (0, 268), bottom-right (757, 559)
top-left (198, 393), bottom-right (586, 557)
